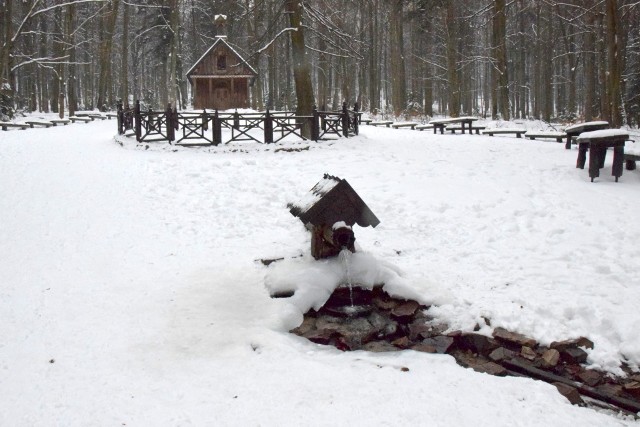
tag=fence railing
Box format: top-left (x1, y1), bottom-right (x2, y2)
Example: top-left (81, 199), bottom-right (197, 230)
top-left (117, 100), bottom-right (361, 145)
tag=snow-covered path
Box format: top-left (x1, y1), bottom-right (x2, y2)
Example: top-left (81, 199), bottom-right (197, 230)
top-left (1, 119), bottom-right (639, 425)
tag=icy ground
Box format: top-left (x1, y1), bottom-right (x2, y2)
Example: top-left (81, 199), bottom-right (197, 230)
top-left (1, 116), bottom-right (640, 426)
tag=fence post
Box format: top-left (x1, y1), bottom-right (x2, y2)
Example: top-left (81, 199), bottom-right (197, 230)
top-left (264, 109), bottom-right (274, 144)
top-left (117, 100), bottom-right (123, 135)
top-left (342, 102), bottom-right (349, 137)
top-left (312, 105), bottom-right (319, 141)
top-left (233, 109), bottom-right (240, 130)
top-left (353, 102), bottom-right (359, 136)
top-left (202, 109), bottom-right (208, 131)
top-left (166, 103), bottom-right (175, 142)
top-left (135, 100), bottom-right (142, 142)
top-left (213, 109), bottom-right (222, 146)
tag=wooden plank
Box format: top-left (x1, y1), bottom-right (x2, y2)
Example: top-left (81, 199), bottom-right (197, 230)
top-left (502, 358), bottom-right (640, 414)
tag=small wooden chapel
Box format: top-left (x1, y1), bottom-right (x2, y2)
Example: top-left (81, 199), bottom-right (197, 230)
top-left (186, 15), bottom-right (257, 110)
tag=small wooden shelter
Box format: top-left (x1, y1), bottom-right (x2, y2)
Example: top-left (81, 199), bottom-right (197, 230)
top-left (187, 15), bottom-right (257, 110)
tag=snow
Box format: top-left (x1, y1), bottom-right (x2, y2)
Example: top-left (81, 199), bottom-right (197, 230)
top-left (1, 117), bottom-right (640, 425)
top-left (577, 129), bottom-right (630, 140)
top-left (565, 121), bottom-right (610, 132)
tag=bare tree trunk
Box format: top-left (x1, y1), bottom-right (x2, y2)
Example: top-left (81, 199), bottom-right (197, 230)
top-left (286, 0), bottom-right (314, 137)
top-left (97, 0), bottom-right (119, 111)
top-left (389, 0), bottom-right (406, 116)
top-left (584, 10), bottom-right (596, 121)
top-left (121, 2), bottom-right (129, 106)
top-left (492, 0), bottom-right (509, 120)
top-left (606, 0), bottom-right (622, 127)
top-left (446, 1), bottom-right (460, 117)
top-left (66, 3), bottom-right (77, 116)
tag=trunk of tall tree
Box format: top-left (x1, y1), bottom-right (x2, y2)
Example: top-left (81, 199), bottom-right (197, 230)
top-left (121, 3), bottom-right (130, 106)
top-left (446, 1), bottom-right (460, 117)
top-left (286, 0), bottom-right (314, 138)
top-left (97, 0), bottom-right (119, 111)
top-left (492, 0), bottom-right (509, 120)
top-left (168, 0), bottom-right (180, 108)
top-left (66, 4), bottom-right (77, 116)
top-left (606, 0), bottom-right (622, 127)
top-left (584, 12), bottom-right (596, 121)
top-left (390, 0), bottom-right (406, 116)
top-left (368, 0), bottom-right (379, 113)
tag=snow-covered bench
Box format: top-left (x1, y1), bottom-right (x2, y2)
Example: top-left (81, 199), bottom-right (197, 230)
top-left (50, 119), bottom-right (70, 126)
top-left (415, 124), bottom-right (434, 131)
top-left (524, 131), bottom-right (567, 143)
top-left (483, 128), bottom-right (527, 138)
top-left (625, 142), bottom-right (640, 171)
top-left (69, 116), bottom-right (92, 123)
top-left (25, 120), bottom-right (53, 128)
top-left (0, 122), bottom-right (29, 131)
top-left (447, 125), bottom-right (486, 135)
top-left (369, 121), bottom-right (393, 127)
top-left (391, 122), bottom-right (418, 130)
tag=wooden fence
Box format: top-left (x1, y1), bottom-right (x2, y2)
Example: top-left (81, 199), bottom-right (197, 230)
top-left (117, 100), bottom-right (361, 145)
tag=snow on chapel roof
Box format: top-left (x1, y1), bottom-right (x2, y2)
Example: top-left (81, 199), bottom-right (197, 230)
top-left (186, 37), bottom-right (258, 79)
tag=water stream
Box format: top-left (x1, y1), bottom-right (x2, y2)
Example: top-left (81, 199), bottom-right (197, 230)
top-left (339, 248), bottom-right (354, 307)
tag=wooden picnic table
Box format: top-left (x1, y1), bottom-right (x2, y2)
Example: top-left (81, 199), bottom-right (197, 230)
top-left (428, 116), bottom-right (478, 135)
top-left (576, 129), bottom-right (628, 182)
top-left (564, 121), bottom-right (609, 149)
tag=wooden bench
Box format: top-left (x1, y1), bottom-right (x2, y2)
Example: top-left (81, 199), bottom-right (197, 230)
top-left (415, 124), bottom-right (434, 131)
top-left (524, 131), bottom-right (567, 143)
top-left (0, 122), bottom-right (29, 131)
top-left (625, 153), bottom-right (639, 170)
top-left (360, 118), bottom-right (372, 125)
top-left (369, 121), bottom-right (393, 127)
top-left (106, 113), bottom-right (118, 120)
top-left (391, 122), bottom-right (418, 130)
top-left (447, 125), bottom-right (486, 135)
top-left (88, 114), bottom-right (107, 120)
top-left (483, 128), bottom-right (526, 138)
top-left (69, 116), bottom-right (92, 123)
top-left (25, 120), bottom-right (53, 128)
top-left (50, 119), bottom-right (70, 126)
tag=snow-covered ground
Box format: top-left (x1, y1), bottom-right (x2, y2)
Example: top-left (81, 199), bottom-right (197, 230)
top-left (1, 116), bottom-right (639, 426)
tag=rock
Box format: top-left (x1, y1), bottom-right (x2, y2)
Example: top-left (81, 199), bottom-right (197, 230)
top-left (456, 333), bottom-right (499, 356)
top-left (623, 380), bottom-right (640, 398)
top-left (576, 337), bottom-right (595, 350)
top-left (474, 361), bottom-right (508, 377)
top-left (520, 346), bottom-right (537, 361)
top-left (362, 341), bottom-right (399, 353)
top-left (541, 349), bottom-right (560, 368)
top-left (492, 327), bottom-right (537, 348)
top-left (367, 311), bottom-right (399, 339)
top-left (408, 321), bottom-right (447, 340)
top-left (392, 336), bottom-right (411, 349)
top-left (334, 318), bottom-right (375, 348)
top-left (597, 383), bottom-right (624, 397)
top-left (559, 347), bottom-right (588, 365)
top-left (391, 300), bottom-right (420, 319)
top-left (371, 293), bottom-right (399, 310)
top-left (315, 316), bottom-right (342, 331)
top-left (411, 343), bottom-right (437, 353)
top-left (550, 337), bottom-right (593, 352)
top-left (488, 347), bottom-right (516, 363)
top-left (553, 382), bottom-right (584, 406)
top-left (422, 336), bottom-right (455, 354)
top-left (578, 370), bottom-right (602, 387)
top-left (303, 329), bottom-right (334, 345)
top-left (290, 317), bottom-right (316, 335)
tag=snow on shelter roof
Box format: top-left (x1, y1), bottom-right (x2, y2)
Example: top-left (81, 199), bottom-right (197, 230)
top-left (288, 174), bottom-right (380, 228)
top-left (186, 37), bottom-right (258, 79)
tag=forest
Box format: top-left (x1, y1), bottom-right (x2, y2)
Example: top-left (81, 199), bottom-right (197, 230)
top-left (1, 0), bottom-right (639, 128)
